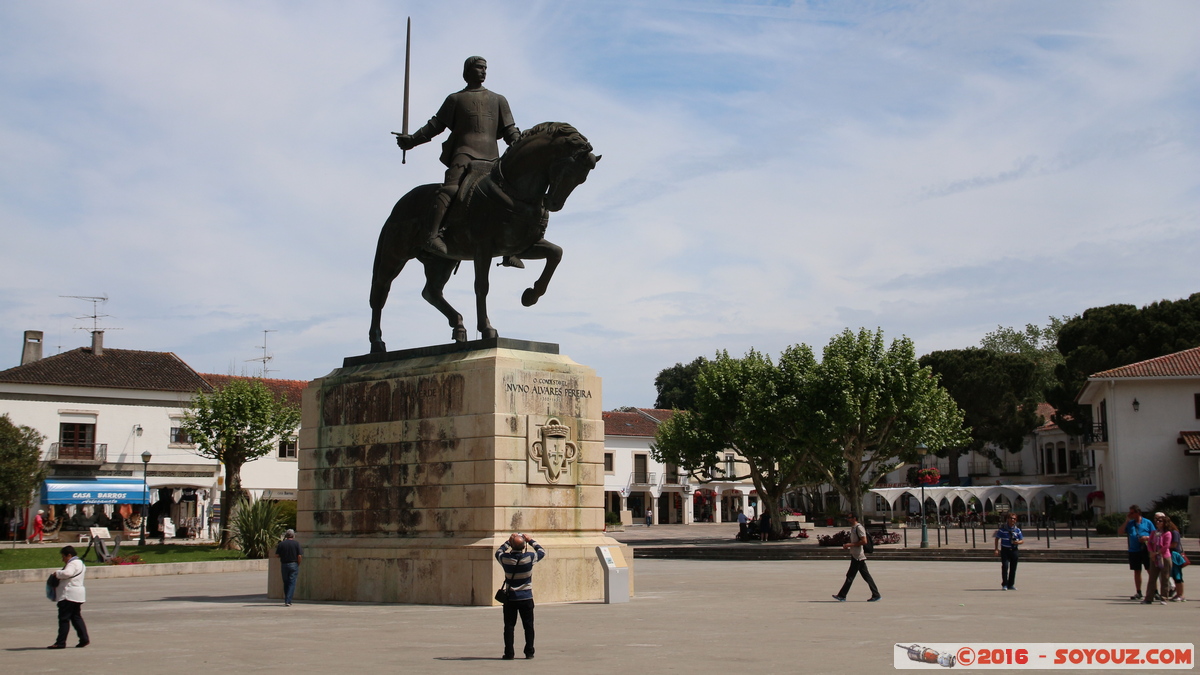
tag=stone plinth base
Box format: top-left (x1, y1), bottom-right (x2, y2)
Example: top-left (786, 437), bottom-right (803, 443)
top-left (284, 338), bottom-right (632, 605)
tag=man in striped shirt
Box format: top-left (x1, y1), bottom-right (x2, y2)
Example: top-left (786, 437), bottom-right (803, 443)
top-left (496, 532), bottom-right (547, 659)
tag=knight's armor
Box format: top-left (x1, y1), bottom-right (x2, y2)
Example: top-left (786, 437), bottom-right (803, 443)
top-left (406, 87), bottom-right (520, 259)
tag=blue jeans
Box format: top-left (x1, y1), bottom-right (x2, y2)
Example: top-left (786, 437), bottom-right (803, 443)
top-left (281, 562), bottom-right (299, 604)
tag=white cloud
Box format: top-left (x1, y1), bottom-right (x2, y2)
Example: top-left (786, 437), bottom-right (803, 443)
top-left (0, 0), bottom-right (1197, 408)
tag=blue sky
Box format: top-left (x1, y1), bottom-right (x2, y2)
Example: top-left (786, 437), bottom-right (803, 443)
top-left (2, 1), bottom-right (1197, 407)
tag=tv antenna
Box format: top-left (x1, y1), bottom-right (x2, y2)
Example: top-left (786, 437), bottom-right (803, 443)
top-left (61, 294), bottom-right (122, 333)
top-left (246, 329), bottom-right (277, 378)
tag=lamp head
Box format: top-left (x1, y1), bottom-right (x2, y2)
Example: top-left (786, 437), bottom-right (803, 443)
top-left (141, 450), bottom-right (152, 464)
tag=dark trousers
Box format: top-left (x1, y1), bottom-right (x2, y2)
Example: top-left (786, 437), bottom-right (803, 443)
top-left (281, 562), bottom-right (299, 604)
top-left (837, 558), bottom-right (880, 598)
top-left (502, 599), bottom-right (535, 656)
top-left (55, 600), bottom-right (88, 646)
top-left (1000, 548), bottom-right (1019, 588)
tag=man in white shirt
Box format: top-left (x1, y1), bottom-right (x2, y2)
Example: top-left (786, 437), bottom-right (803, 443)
top-left (48, 545), bottom-right (89, 649)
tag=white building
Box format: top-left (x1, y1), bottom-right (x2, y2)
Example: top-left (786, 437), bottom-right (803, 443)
top-left (602, 408), bottom-right (761, 525)
top-left (0, 330), bottom-right (305, 541)
top-left (1076, 346), bottom-right (1200, 522)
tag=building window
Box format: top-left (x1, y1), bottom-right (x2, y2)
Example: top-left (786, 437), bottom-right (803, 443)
top-left (1194, 393), bottom-right (1200, 419)
top-left (1044, 444), bottom-right (1055, 475)
top-left (278, 438), bottom-right (297, 459)
top-left (1056, 443), bottom-right (1067, 476)
top-left (170, 427), bottom-right (192, 445)
top-left (59, 422), bottom-right (95, 448)
top-left (604, 452), bottom-right (614, 473)
top-left (724, 454), bottom-right (735, 477)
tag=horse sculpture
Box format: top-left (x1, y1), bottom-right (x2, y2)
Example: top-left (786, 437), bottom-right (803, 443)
top-left (368, 122), bottom-right (600, 353)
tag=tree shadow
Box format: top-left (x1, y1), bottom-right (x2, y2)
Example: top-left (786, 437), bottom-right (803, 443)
top-left (5, 647), bottom-right (52, 652)
top-left (434, 656), bottom-right (508, 661)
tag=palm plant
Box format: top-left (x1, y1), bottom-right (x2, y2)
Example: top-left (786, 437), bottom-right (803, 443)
top-left (228, 496), bottom-right (285, 559)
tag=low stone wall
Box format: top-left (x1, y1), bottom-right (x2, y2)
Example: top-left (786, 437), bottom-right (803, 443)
top-left (0, 559), bottom-right (268, 584)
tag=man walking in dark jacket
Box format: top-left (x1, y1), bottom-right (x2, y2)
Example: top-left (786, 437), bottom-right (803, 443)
top-left (495, 532), bottom-right (546, 659)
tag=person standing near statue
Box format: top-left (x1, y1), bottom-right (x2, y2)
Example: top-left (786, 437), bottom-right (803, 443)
top-left (495, 532), bottom-right (546, 659)
top-left (275, 529), bottom-right (302, 607)
top-left (395, 56), bottom-right (521, 263)
top-left (48, 545), bottom-right (88, 649)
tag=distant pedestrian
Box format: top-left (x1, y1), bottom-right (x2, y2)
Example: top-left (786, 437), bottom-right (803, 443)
top-left (737, 509), bottom-right (749, 538)
top-left (993, 512), bottom-right (1024, 590)
top-left (1118, 505), bottom-right (1155, 601)
top-left (759, 510), bottom-right (771, 542)
top-left (832, 513), bottom-right (881, 602)
top-left (495, 533), bottom-right (546, 660)
top-left (1142, 513), bottom-right (1175, 605)
top-left (30, 510), bottom-right (45, 544)
top-left (1163, 516), bottom-right (1186, 602)
top-left (275, 529), bottom-right (302, 606)
top-left (645, 508), bottom-right (652, 527)
top-left (48, 545), bottom-right (88, 649)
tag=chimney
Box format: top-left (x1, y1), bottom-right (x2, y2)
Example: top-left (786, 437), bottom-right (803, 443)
top-left (21, 330), bottom-right (43, 365)
top-left (91, 330), bottom-right (104, 356)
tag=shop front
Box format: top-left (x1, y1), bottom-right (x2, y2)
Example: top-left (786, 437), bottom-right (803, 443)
top-left (38, 477), bottom-right (150, 541)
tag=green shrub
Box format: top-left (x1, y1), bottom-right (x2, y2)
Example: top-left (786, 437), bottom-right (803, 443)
top-left (1149, 493), bottom-right (1188, 512)
top-left (1095, 512), bottom-right (1125, 536)
top-left (229, 497), bottom-right (285, 559)
top-left (275, 500), bottom-right (298, 531)
top-left (604, 510), bottom-right (621, 525)
top-left (1163, 509), bottom-right (1190, 534)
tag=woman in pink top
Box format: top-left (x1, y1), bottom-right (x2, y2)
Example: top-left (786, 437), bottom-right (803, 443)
top-left (1142, 512), bottom-right (1175, 605)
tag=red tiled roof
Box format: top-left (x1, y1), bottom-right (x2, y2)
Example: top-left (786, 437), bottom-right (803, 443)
top-left (1180, 431), bottom-right (1200, 455)
top-left (1091, 346), bottom-right (1200, 379)
top-left (0, 347), bottom-right (213, 393)
top-left (199, 374), bottom-right (309, 406)
top-left (1035, 402), bottom-right (1058, 431)
top-left (603, 408), bottom-right (676, 437)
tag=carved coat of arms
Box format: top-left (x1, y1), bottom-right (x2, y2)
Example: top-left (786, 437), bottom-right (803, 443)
top-left (528, 417), bottom-right (579, 485)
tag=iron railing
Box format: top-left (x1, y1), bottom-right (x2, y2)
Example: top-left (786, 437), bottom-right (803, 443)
top-left (48, 442), bottom-right (107, 463)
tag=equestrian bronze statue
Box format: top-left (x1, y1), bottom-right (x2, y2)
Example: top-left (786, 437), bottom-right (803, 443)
top-left (370, 118), bottom-right (600, 352)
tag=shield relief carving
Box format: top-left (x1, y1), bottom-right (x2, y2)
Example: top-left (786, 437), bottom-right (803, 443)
top-left (526, 415), bottom-right (579, 486)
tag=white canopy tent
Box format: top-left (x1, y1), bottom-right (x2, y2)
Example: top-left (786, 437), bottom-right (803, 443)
top-left (870, 484), bottom-right (1096, 521)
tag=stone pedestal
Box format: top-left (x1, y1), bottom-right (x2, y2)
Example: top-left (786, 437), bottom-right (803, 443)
top-left (287, 338), bottom-right (631, 605)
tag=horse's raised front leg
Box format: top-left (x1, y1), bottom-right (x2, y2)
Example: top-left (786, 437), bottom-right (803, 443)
top-left (516, 239), bottom-right (563, 307)
top-left (420, 256), bottom-right (467, 343)
top-left (473, 254), bottom-right (498, 339)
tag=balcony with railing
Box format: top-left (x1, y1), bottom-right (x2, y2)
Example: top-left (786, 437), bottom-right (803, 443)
top-left (999, 458), bottom-right (1022, 475)
top-left (48, 442), bottom-right (107, 465)
top-left (662, 472), bottom-right (688, 485)
top-left (630, 471), bottom-right (656, 485)
top-left (1084, 422), bottom-right (1108, 445)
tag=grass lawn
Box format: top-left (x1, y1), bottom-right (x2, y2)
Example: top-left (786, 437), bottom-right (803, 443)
top-left (0, 544), bottom-right (247, 571)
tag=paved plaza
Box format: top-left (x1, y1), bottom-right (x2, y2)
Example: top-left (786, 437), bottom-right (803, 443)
top-left (2, 555), bottom-right (1195, 674)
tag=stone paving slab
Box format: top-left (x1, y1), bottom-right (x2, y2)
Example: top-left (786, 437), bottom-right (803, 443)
top-left (1, 558), bottom-right (1194, 674)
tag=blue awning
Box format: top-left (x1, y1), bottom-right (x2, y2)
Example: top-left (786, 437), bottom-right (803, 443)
top-left (42, 478), bottom-right (150, 505)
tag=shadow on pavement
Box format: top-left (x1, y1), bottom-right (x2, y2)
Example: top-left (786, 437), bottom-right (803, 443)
top-left (434, 656), bottom-right (506, 661)
top-left (151, 594), bottom-right (268, 604)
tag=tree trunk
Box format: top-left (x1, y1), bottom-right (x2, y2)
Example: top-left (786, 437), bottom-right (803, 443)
top-left (947, 447), bottom-right (962, 485)
top-left (219, 460), bottom-right (243, 550)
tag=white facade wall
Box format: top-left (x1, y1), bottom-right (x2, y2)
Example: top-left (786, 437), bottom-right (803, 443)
top-left (0, 382), bottom-right (299, 508)
top-left (1080, 378), bottom-right (1200, 513)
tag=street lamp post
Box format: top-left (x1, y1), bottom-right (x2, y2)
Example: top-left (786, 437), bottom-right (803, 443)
top-left (139, 451), bottom-right (151, 546)
top-left (918, 444), bottom-right (929, 549)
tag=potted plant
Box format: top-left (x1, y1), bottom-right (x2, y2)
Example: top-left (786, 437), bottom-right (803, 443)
top-left (917, 467), bottom-right (941, 485)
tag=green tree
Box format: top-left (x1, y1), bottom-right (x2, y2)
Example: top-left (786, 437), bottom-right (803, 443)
top-left (181, 379), bottom-right (301, 549)
top-left (0, 414), bottom-right (46, 514)
top-left (919, 349), bottom-right (1042, 484)
top-left (653, 356), bottom-right (708, 410)
top-left (806, 329), bottom-right (970, 521)
top-left (1047, 293), bottom-right (1200, 435)
top-left (651, 349), bottom-right (821, 536)
top-left (980, 316), bottom-right (1070, 397)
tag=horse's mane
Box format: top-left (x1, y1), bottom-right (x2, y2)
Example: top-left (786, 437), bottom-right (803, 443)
top-left (503, 122), bottom-right (592, 159)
